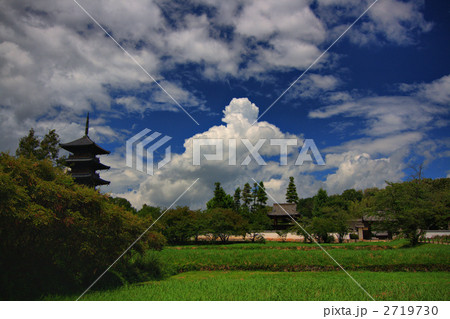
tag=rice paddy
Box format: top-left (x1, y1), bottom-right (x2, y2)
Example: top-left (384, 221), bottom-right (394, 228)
top-left (49, 241), bottom-right (450, 301)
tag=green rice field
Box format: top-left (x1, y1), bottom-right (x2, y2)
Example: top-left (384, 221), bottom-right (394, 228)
top-left (49, 241), bottom-right (450, 301)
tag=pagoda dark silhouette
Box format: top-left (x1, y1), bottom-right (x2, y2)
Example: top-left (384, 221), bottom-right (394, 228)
top-left (60, 113), bottom-right (110, 188)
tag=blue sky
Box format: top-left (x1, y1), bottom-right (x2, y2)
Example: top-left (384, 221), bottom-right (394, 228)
top-left (0, 0), bottom-right (449, 208)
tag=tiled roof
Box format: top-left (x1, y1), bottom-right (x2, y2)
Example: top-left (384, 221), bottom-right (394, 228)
top-left (60, 135), bottom-right (110, 155)
top-left (267, 203), bottom-right (299, 217)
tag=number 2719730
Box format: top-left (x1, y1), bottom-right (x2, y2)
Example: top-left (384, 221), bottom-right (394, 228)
top-left (383, 306), bottom-right (438, 316)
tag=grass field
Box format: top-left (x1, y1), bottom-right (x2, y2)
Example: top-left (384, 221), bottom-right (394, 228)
top-left (55, 271), bottom-right (450, 301)
top-left (161, 241), bottom-right (450, 272)
top-left (49, 241), bottom-right (450, 301)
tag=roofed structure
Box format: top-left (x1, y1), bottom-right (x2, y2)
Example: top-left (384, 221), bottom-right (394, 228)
top-left (60, 113), bottom-right (110, 188)
top-left (267, 203), bottom-right (299, 217)
top-left (267, 203), bottom-right (300, 230)
top-left (348, 214), bottom-right (389, 240)
top-left (60, 135), bottom-right (110, 155)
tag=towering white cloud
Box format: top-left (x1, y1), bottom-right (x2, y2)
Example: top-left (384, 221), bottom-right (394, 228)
top-left (104, 97), bottom-right (412, 209)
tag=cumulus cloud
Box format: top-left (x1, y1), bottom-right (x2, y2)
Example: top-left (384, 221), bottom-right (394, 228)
top-left (104, 97), bottom-right (411, 209)
top-left (401, 74), bottom-right (450, 106)
top-left (286, 74), bottom-right (342, 100)
top-left (234, 0), bottom-right (325, 42)
top-left (324, 132), bottom-right (424, 156)
top-left (104, 98), bottom-right (306, 208)
top-left (317, 0), bottom-right (432, 46)
top-left (324, 150), bottom-right (406, 194)
top-left (309, 96), bottom-right (448, 137)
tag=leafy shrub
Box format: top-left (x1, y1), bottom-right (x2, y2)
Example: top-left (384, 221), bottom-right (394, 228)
top-left (255, 234), bottom-right (266, 244)
top-left (205, 208), bottom-right (246, 242)
top-left (117, 250), bottom-right (170, 284)
top-left (95, 271), bottom-right (127, 291)
top-left (0, 153), bottom-right (165, 299)
top-left (160, 207), bottom-right (202, 244)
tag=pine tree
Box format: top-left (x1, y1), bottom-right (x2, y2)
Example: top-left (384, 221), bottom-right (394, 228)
top-left (257, 181), bottom-right (268, 206)
top-left (242, 183), bottom-right (252, 210)
top-left (313, 188), bottom-right (328, 216)
top-left (251, 182), bottom-right (258, 211)
top-left (206, 182), bottom-right (233, 209)
top-left (233, 187), bottom-right (241, 213)
top-left (285, 176), bottom-right (299, 204)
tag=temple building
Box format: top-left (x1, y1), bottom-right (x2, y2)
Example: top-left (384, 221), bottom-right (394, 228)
top-left (60, 114), bottom-right (110, 188)
top-left (267, 203), bottom-right (300, 230)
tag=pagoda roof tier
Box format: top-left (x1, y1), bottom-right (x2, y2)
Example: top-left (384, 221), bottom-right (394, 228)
top-left (71, 173), bottom-right (110, 186)
top-left (66, 157), bottom-right (110, 170)
top-left (60, 135), bottom-right (110, 155)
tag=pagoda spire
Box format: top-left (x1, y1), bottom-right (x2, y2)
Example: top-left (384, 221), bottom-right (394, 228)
top-left (60, 112), bottom-right (110, 188)
top-left (85, 112), bottom-right (89, 136)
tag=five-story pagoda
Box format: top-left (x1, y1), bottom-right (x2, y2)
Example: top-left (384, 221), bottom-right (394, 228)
top-left (60, 113), bottom-right (110, 188)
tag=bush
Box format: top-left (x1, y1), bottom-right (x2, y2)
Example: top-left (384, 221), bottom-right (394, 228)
top-left (0, 154), bottom-right (166, 299)
top-left (117, 250), bottom-right (170, 284)
top-left (205, 208), bottom-right (247, 242)
top-left (255, 234), bottom-right (266, 243)
top-left (350, 233), bottom-right (359, 240)
top-left (161, 207), bottom-right (201, 244)
top-left (95, 271), bottom-right (127, 291)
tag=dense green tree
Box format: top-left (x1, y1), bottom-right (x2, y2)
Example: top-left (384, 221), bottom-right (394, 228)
top-left (341, 188), bottom-right (363, 203)
top-left (310, 216), bottom-right (335, 243)
top-left (298, 197), bottom-right (314, 218)
top-left (233, 187), bottom-right (241, 213)
top-left (363, 187), bottom-right (380, 197)
top-left (39, 129), bottom-right (61, 162)
top-left (243, 206), bottom-right (271, 242)
top-left (206, 182), bottom-right (233, 210)
top-left (241, 183), bottom-right (252, 210)
top-left (327, 194), bottom-right (350, 211)
top-left (161, 207), bottom-right (199, 244)
top-left (256, 181), bottom-right (268, 206)
top-left (251, 182), bottom-right (258, 211)
top-left (15, 128), bottom-right (40, 159)
top-left (206, 208), bottom-right (247, 242)
top-left (285, 176), bottom-right (299, 204)
top-left (374, 179), bottom-right (448, 246)
top-left (427, 178), bottom-right (450, 230)
top-left (312, 188), bottom-right (328, 216)
top-left (137, 204), bottom-right (162, 220)
top-left (16, 128), bottom-right (65, 165)
top-left (329, 208), bottom-right (350, 243)
top-left (190, 210), bottom-right (209, 242)
top-left (109, 196), bottom-right (137, 214)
